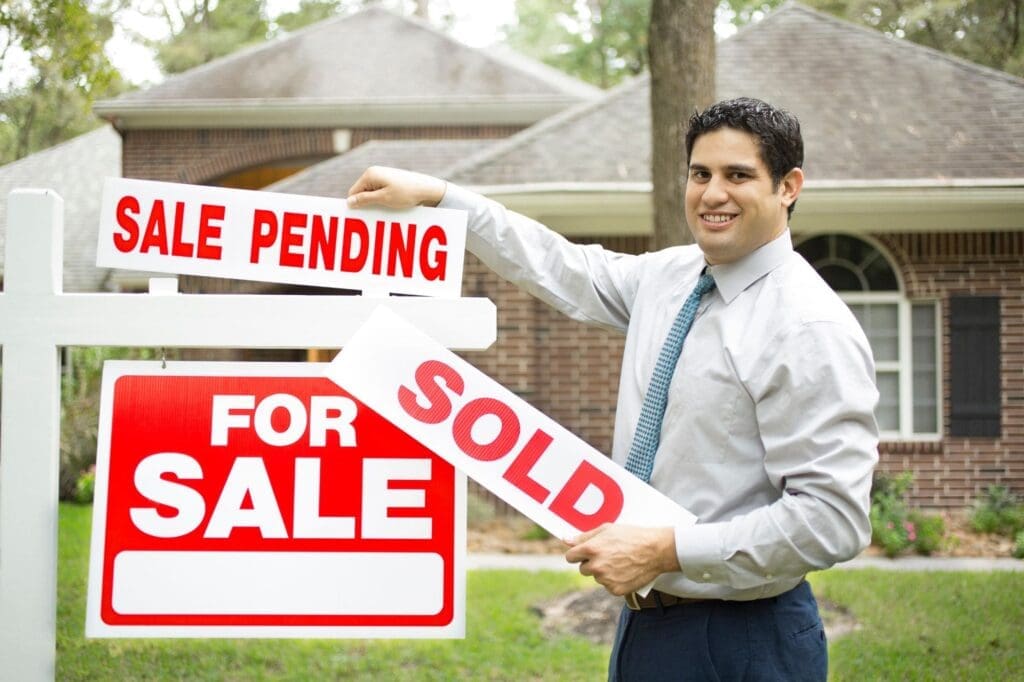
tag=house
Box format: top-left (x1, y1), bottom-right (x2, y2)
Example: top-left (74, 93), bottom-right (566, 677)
top-left (270, 3), bottom-right (1024, 508)
top-left (6, 3), bottom-right (1019, 509)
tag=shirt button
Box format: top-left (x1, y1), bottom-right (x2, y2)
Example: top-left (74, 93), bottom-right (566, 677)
top-left (701, 572), bottom-right (711, 581)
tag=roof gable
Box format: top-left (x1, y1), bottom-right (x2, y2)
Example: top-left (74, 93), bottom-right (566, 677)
top-left (449, 2), bottom-right (1024, 185)
top-left (97, 6), bottom-right (599, 128)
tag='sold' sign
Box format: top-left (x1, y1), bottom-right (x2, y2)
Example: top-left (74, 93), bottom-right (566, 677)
top-left (96, 178), bottom-right (467, 297)
top-left (327, 307), bottom-right (695, 546)
top-left (86, 361), bottom-right (465, 638)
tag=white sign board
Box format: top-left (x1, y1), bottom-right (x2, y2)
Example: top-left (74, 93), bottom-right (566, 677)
top-left (327, 307), bottom-right (696, 544)
top-left (86, 361), bottom-right (465, 639)
top-left (96, 178), bottom-right (467, 297)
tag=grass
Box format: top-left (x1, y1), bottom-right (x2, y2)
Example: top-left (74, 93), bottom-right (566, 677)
top-left (810, 570), bottom-right (1024, 681)
top-left (58, 503), bottom-right (1024, 680)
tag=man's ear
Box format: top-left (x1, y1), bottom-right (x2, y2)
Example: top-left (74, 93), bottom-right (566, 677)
top-left (780, 167), bottom-right (804, 209)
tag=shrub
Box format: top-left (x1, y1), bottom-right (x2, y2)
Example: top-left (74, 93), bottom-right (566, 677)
top-left (870, 472), bottom-right (914, 557)
top-left (74, 466), bottom-right (96, 504)
top-left (908, 511), bottom-right (945, 556)
top-left (1013, 531), bottom-right (1024, 560)
top-left (969, 485), bottom-right (1024, 537)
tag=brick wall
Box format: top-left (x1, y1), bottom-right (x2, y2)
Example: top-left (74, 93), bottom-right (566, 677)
top-left (877, 231), bottom-right (1024, 508)
top-left (121, 126), bottom-right (525, 185)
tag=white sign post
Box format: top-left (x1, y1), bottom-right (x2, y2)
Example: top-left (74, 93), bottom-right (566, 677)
top-left (0, 190), bottom-right (495, 680)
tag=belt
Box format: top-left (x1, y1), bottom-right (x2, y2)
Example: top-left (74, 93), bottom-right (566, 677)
top-left (624, 589), bottom-right (708, 611)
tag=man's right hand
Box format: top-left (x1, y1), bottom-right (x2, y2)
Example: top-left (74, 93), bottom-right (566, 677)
top-left (347, 166), bottom-right (447, 209)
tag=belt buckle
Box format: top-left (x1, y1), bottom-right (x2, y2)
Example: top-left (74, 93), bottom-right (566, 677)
top-left (624, 592), bottom-right (641, 611)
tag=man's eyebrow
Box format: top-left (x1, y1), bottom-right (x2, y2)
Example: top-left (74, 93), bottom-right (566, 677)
top-left (726, 164), bottom-right (759, 174)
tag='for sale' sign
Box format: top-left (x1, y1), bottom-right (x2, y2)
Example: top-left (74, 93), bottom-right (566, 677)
top-left (96, 178), bottom-right (467, 297)
top-left (86, 361), bottom-right (465, 638)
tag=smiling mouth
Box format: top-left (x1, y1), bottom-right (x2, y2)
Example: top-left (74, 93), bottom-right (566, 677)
top-left (700, 213), bottom-right (737, 227)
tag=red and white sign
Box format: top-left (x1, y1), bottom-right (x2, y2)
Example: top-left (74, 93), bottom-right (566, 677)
top-left (96, 178), bottom-right (466, 297)
top-left (327, 307), bottom-right (696, 545)
top-left (86, 361), bottom-right (465, 638)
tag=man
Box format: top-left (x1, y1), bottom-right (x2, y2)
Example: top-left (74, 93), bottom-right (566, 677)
top-left (347, 97), bottom-right (879, 681)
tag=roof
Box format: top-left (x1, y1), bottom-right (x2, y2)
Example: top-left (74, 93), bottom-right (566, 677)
top-left (265, 139), bottom-right (494, 198)
top-left (95, 6), bottom-right (600, 129)
top-left (0, 126), bottom-right (120, 292)
top-left (448, 2), bottom-right (1024, 186)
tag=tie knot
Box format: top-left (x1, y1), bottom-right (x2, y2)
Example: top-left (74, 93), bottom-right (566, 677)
top-left (696, 272), bottom-right (716, 296)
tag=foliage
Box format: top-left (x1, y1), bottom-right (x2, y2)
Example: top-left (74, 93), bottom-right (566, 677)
top-left (57, 504), bottom-right (607, 679)
top-left (869, 471), bottom-right (946, 557)
top-left (59, 347), bottom-right (157, 501)
top-left (74, 467), bottom-right (97, 504)
top-left (869, 471), bottom-right (914, 556)
top-left (725, 0), bottom-right (1024, 77)
top-left (810, 569), bottom-right (1024, 680)
top-left (969, 485), bottom-right (1024, 537)
top-left (149, 0), bottom-right (271, 75)
top-left (1014, 530), bottom-right (1024, 559)
top-left (906, 510), bottom-right (945, 556)
top-left (506, 0), bottom-right (650, 88)
top-left (0, 0), bottom-right (126, 163)
top-left (275, 0), bottom-right (343, 32)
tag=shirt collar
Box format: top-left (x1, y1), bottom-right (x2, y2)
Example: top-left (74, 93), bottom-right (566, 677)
top-left (706, 229), bottom-right (793, 304)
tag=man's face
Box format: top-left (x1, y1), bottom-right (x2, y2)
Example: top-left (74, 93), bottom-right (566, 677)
top-left (684, 127), bottom-right (802, 265)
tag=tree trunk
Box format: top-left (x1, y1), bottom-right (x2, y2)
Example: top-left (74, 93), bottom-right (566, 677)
top-left (648, 0), bottom-right (716, 250)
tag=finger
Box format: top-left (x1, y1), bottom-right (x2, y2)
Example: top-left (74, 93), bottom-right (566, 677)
top-left (347, 189), bottom-right (388, 209)
top-left (567, 523), bottom-right (610, 547)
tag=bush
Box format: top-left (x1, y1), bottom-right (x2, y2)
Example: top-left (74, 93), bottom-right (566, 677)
top-left (870, 472), bottom-right (914, 557)
top-left (908, 511), bottom-right (945, 556)
top-left (59, 346), bottom-right (157, 501)
top-left (1013, 531), bottom-right (1024, 560)
top-left (969, 485), bottom-right (1024, 537)
top-left (74, 466), bottom-right (96, 504)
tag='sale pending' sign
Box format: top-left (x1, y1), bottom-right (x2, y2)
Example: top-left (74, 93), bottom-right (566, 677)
top-left (96, 178), bottom-right (467, 297)
top-left (327, 307), bottom-right (696, 548)
top-left (86, 362), bottom-right (465, 638)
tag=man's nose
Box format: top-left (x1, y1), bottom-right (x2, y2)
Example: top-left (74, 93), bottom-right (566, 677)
top-left (702, 176), bottom-right (729, 204)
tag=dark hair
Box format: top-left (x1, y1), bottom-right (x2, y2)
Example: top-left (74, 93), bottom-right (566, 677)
top-left (685, 97), bottom-right (804, 217)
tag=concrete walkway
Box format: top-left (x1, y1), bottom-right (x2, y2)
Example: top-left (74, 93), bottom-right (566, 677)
top-left (467, 552), bottom-right (1024, 573)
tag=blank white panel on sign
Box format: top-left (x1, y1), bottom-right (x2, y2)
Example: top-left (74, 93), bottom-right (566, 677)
top-left (112, 551), bottom-right (444, 616)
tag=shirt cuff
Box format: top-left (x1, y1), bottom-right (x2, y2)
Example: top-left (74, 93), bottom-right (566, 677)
top-left (437, 182), bottom-right (476, 211)
top-left (675, 522), bottom-right (728, 584)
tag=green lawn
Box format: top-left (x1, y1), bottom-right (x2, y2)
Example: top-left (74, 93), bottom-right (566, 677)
top-left (58, 503), bottom-right (1023, 680)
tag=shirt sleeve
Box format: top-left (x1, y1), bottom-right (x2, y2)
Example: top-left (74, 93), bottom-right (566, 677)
top-left (440, 183), bottom-right (640, 333)
top-left (673, 319), bottom-right (880, 591)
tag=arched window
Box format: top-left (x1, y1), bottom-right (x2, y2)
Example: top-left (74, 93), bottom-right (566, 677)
top-left (797, 234), bottom-right (939, 438)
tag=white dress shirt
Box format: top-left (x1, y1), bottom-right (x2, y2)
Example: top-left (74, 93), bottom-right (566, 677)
top-left (440, 184), bottom-right (880, 601)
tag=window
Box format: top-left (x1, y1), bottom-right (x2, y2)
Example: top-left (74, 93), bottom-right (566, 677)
top-left (796, 234), bottom-right (940, 438)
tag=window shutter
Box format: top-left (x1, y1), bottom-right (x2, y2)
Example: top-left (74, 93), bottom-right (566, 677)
top-left (949, 296), bottom-right (1001, 437)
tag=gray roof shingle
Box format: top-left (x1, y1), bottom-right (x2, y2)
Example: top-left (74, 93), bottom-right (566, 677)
top-left (449, 2), bottom-right (1024, 185)
top-left (265, 139), bottom-right (494, 198)
top-left (0, 125), bottom-right (120, 292)
top-left (101, 6), bottom-right (599, 107)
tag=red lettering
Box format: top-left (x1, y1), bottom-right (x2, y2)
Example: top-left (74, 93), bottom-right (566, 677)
top-left (420, 225), bottom-right (447, 281)
top-left (397, 360), bottom-right (465, 424)
top-left (114, 195), bottom-right (140, 252)
top-left (341, 218), bottom-right (369, 272)
top-left (310, 215), bottom-right (338, 269)
top-left (140, 199), bottom-right (169, 255)
top-left (387, 222), bottom-right (415, 277)
top-left (170, 201), bottom-right (194, 257)
top-left (452, 397), bottom-right (520, 462)
top-left (250, 210), bottom-right (278, 263)
top-left (371, 220), bottom-right (386, 275)
top-left (502, 429), bottom-right (553, 503)
top-left (280, 211), bottom-right (306, 268)
top-left (548, 461), bottom-right (624, 532)
top-left (196, 204), bottom-right (224, 260)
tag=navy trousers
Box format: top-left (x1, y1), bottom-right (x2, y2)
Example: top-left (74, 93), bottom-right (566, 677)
top-left (608, 581), bottom-right (827, 681)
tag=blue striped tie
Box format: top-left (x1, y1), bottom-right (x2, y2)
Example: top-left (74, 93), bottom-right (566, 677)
top-left (624, 272), bottom-right (716, 483)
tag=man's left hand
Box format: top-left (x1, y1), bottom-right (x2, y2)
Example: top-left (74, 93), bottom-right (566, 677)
top-left (564, 524), bottom-right (679, 596)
